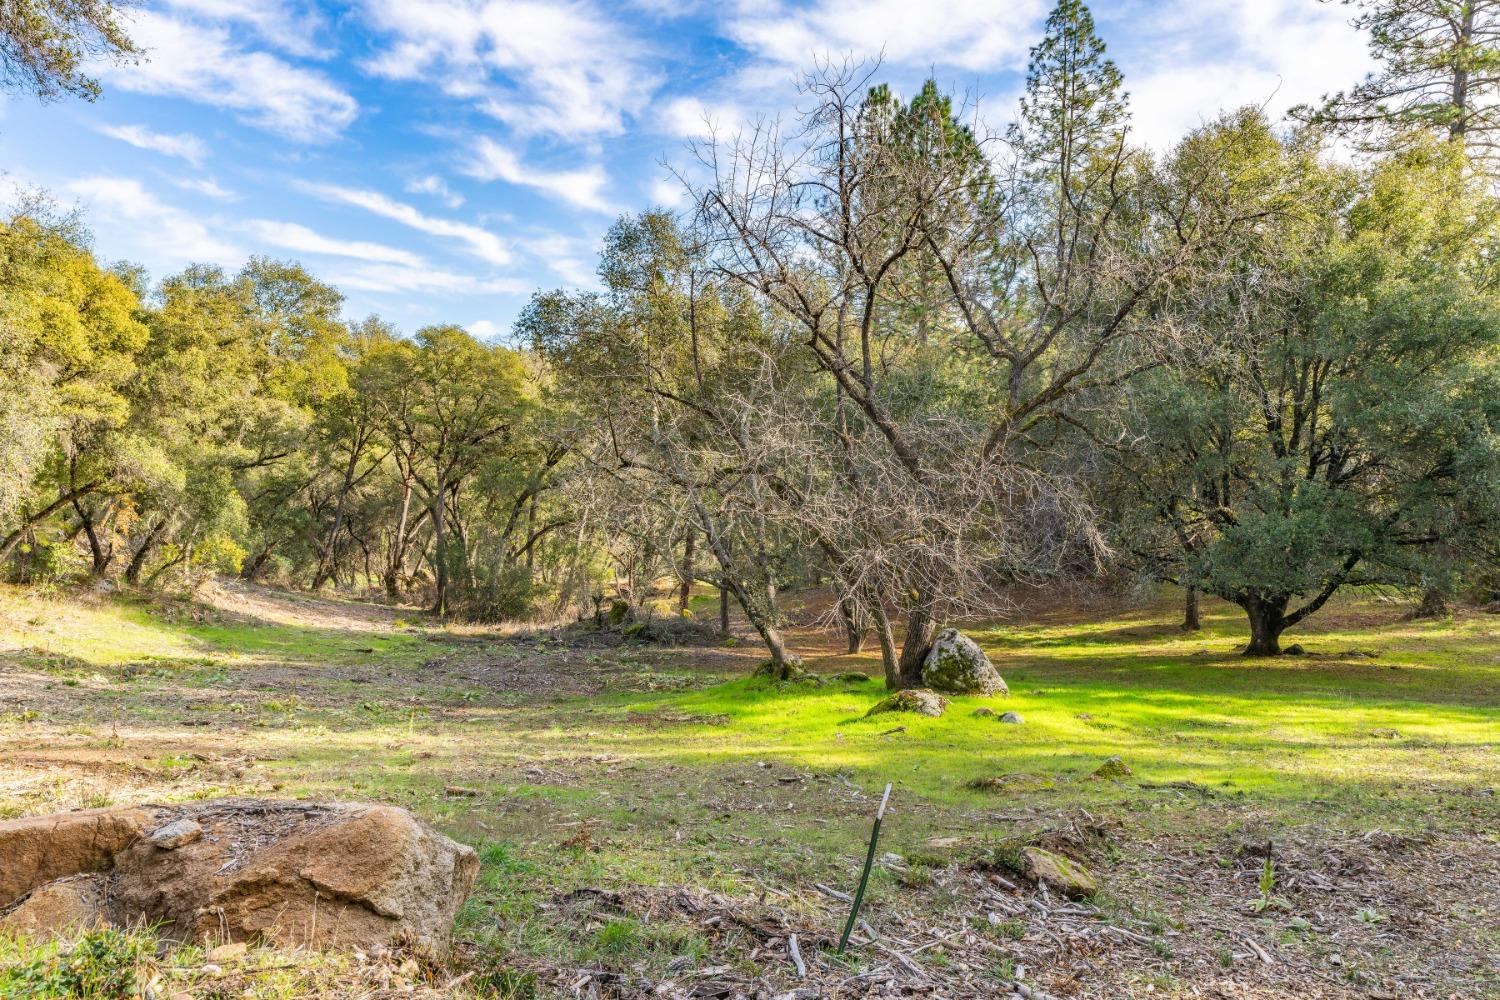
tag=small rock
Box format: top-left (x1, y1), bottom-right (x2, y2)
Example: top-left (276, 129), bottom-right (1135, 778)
top-left (1284, 644), bottom-right (1305, 655)
top-left (1091, 755), bottom-right (1132, 779)
top-left (834, 672), bottom-right (871, 683)
top-left (444, 785), bottom-right (481, 797)
top-left (972, 707), bottom-right (997, 718)
top-left (148, 819), bottom-right (203, 850)
top-left (208, 942), bottom-right (248, 962)
top-left (865, 689), bottom-right (948, 718)
top-left (1020, 846), bottom-right (1097, 899)
top-left (999, 711), bottom-right (1024, 724)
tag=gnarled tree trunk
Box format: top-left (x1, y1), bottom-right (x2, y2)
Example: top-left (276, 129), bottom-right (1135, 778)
top-left (1241, 593), bottom-right (1288, 656)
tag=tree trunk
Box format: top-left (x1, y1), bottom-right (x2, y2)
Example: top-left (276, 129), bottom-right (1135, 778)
top-left (384, 480), bottom-right (413, 600)
top-left (0, 483), bottom-right (100, 565)
top-left (839, 596), bottom-right (866, 653)
top-left (429, 472), bottom-right (448, 617)
top-left (1412, 587), bottom-right (1448, 619)
top-left (1242, 594), bottom-right (1286, 656)
top-left (679, 529), bottom-right (695, 613)
top-left (124, 517), bottom-right (169, 585)
top-left (73, 497), bottom-right (112, 577)
top-left (868, 599), bottom-right (899, 689)
top-left (896, 597), bottom-right (937, 687)
top-left (1181, 586), bottom-right (1201, 632)
top-left (240, 548), bottom-right (271, 582)
top-left (718, 583), bottom-right (730, 636)
top-left (311, 448), bottom-right (360, 591)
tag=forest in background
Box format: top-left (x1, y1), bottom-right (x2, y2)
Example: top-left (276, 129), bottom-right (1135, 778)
top-left (6, 0), bottom-right (1500, 685)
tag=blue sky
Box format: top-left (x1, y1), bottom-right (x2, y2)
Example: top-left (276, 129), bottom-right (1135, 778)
top-left (0, 0), bottom-right (1373, 340)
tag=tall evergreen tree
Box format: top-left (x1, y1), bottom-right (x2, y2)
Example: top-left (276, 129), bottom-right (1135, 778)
top-left (1297, 1), bottom-right (1500, 164)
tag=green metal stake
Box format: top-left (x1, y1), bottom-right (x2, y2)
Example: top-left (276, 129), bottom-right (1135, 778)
top-left (837, 782), bottom-right (892, 954)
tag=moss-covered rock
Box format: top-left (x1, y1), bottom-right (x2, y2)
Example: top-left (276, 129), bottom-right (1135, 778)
top-left (1091, 755), bottom-right (1132, 779)
top-left (751, 658), bottom-right (814, 683)
top-left (865, 689), bottom-right (948, 718)
top-left (1021, 846), bottom-right (1097, 898)
top-left (921, 629), bottom-right (1007, 695)
top-left (834, 671), bottom-right (871, 683)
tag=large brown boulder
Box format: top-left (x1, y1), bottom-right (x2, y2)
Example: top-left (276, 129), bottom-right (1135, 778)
top-left (0, 799), bottom-right (479, 954)
top-left (0, 875), bottom-right (107, 934)
top-left (0, 806), bottom-right (154, 908)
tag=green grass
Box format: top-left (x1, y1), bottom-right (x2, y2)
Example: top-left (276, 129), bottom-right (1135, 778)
top-left (2, 583), bottom-right (1497, 992)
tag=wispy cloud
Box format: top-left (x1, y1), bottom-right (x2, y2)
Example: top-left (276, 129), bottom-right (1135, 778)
top-left (1115, 0), bottom-right (1372, 150)
top-left (725, 0), bottom-right (1047, 73)
top-left (323, 262), bottom-right (529, 295)
top-left (464, 138), bottom-right (612, 213)
top-left (172, 176), bottom-right (237, 200)
top-left (520, 232), bottom-right (599, 287)
top-left (62, 175), bottom-right (241, 268)
top-left (359, 0), bottom-right (660, 140)
top-left (242, 219), bottom-right (428, 267)
top-left (157, 0), bottom-right (332, 59)
top-left (96, 123), bottom-right (208, 166)
top-left (103, 10), bottom-right (356, 141)
top-left (299, 182), bottom-right (512, 266)
top-left (405, 174), bottom-right (464, 209)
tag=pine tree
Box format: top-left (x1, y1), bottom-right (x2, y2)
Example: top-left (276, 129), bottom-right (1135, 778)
top-left (1296, 1), bottom-right (1500, 165)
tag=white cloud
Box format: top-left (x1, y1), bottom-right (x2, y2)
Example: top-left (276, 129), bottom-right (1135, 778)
top-left (659, 96), bottom-right (749, 140)
top-left (96, 124), bottom-right (208, 166)
top-left (520, 233), bottom-right (597, 287)
top-left (359, 0), bottom-right (660, 139)
top-left (323, 262), bottom-right (529, 295)
top-left (405, 174), bottom-right (464, 208)
top-left (299, 182), bottom-right (512, 265)
top-left (61, 176), bottom-right (241, 268)
top-left (648, 175), bottom-right (688, 208)
top-left (172, 176), bottom-right (237, 200)
top-left (463, 138), bottom-right (612, 213)
top-left (158, 0), bottom-right (332, 59)
top-left (726, 0), bottom-right (1047, 73)
top-left (243, 220), bottom-right (428, 267)
top-left (469, 319), bottom-right (502, 338)
top-left (1110, 0), bottom-right (1374, 151)
top-left (103, 10), bottom-right (357, 141)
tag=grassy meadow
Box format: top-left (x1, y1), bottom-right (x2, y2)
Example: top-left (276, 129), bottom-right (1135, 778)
top-left (0, 582), bottom-right (1496, 998)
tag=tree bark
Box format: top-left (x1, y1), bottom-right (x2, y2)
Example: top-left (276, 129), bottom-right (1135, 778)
top-left (868, 599), bottom-right (899, 689)
top-left (1412, 586), bottom-right (1448, 619)
top-left (73, 497), bottom-right (112, 577)
top-left (429, 471), bottom-right (449, 617)
top-left (124, 516), bottom-right (170, 585)
top-left (718, 583), bottom-right (730, 637)
top-left (1181, 586), bottom-right (1201, 631)
top-left (1241, 594), bottom-right (1287, 656)
top-left (896, 596), bottom-right (937, 687)
top-left (0, 483), bottom-right (101, 565)
top-left (384, 480), bottom-right (413, 600)
top-left (679, 528), bottom-right (695, 613)
top-left (839, 596), bottom-right (866, 653)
